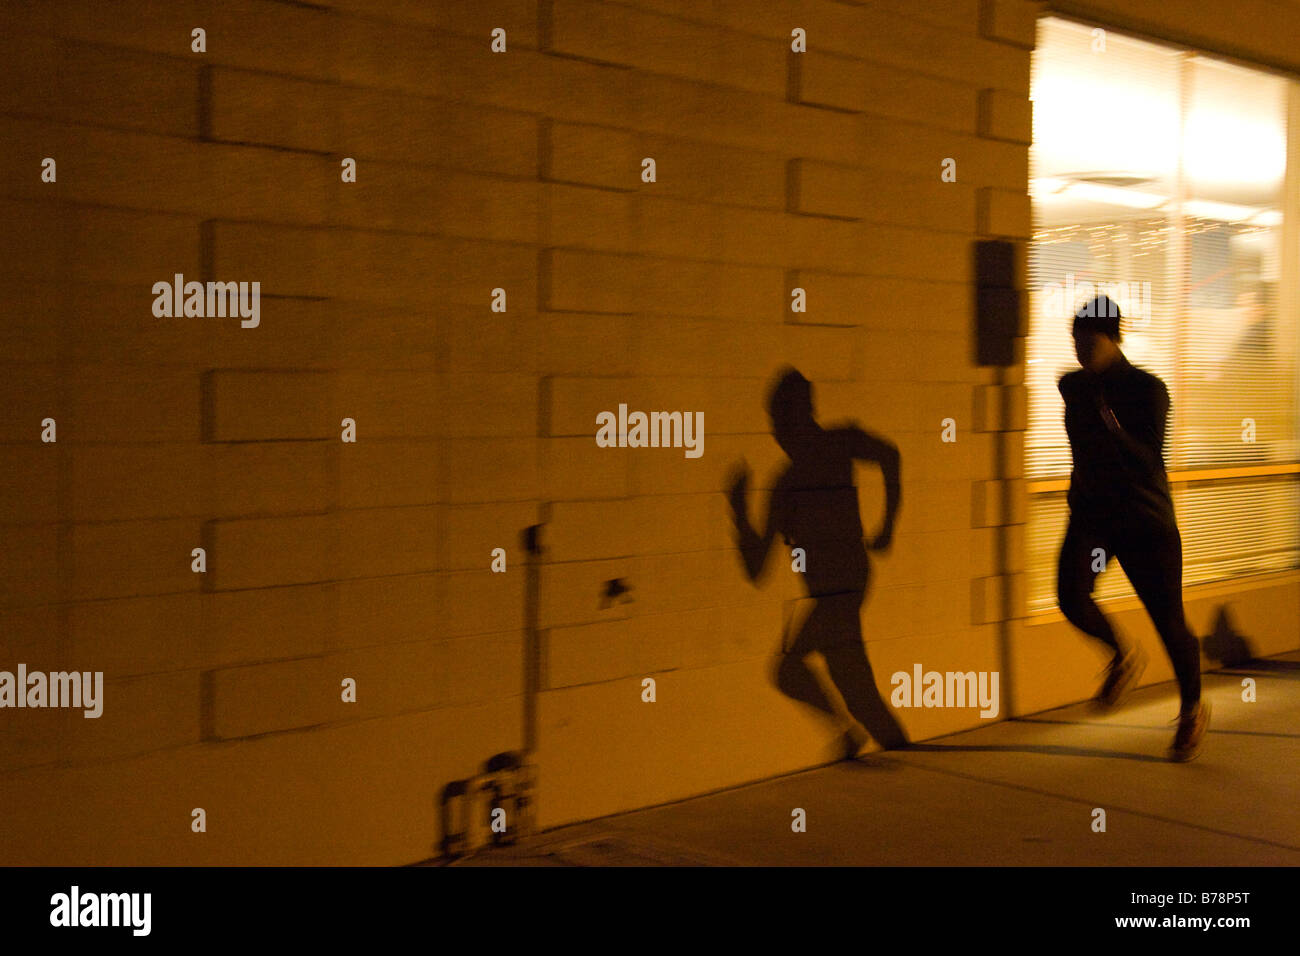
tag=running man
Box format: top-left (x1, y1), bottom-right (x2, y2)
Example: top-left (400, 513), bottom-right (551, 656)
top-left (1056, 295), bottom-right (1210, 761)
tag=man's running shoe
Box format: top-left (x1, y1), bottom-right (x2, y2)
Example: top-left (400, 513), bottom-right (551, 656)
top-left (1170, 699), bottom-right (1211, 762)
top-left (1095, 643), bottom-right (1148, 710)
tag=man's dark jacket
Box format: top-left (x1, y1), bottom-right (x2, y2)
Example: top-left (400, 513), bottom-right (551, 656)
top-left (1057, 353), bottom-right (1177, 527)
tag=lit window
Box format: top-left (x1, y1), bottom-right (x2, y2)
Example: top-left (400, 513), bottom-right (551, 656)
top-left (1026, 17), bottom-right (1300, 611)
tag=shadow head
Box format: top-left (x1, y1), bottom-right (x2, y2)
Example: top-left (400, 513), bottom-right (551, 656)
top-left (767, 367), bottom-right (817, 455)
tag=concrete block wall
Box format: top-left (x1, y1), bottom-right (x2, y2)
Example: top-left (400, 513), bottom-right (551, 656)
top-left (0, 0), bottom-right (1296, 864)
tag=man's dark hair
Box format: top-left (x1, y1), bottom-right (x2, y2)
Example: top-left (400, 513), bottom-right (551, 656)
top-left (1073, 295), bottom-right (1122, 342)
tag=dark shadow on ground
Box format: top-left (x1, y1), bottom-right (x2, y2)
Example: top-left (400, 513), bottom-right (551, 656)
top-left (1202, 603), bottom-right (1299, 673)
top-left (900, 741), bottom-right (1169, 763)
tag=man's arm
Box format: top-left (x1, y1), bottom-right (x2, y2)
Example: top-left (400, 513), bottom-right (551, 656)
top-left (1098, 379), bottom-right (1168, 474)
top-left (727, 465), bottom-right (780, 581)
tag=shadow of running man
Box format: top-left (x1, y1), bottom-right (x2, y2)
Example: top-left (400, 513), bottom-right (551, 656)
top-left (727, 367), bottom-right (908, 759)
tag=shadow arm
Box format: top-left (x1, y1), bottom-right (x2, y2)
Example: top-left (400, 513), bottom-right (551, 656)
top-left (733, 493), bottom-right (778, 581)
top-left (849, 428), bottom-right (902, 546)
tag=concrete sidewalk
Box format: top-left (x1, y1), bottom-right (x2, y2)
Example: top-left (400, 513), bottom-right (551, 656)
top-left (449, 653), bottom-right (1300, 866)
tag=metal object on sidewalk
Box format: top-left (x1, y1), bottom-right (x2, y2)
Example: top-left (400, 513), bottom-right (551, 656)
top-left (483, 751), bottom-right (539, 846)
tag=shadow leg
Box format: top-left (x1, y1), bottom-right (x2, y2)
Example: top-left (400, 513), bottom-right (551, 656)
top-left (814, 591), bottom-right (908, 749)
top-left (772, 611), bottom-right (838, 719)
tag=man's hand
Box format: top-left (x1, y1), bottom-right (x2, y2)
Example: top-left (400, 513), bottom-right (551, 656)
top-left (1095, 392), bottom-right (1162, 474)
top-left (1084, 379), bottom-right (1121, 434)
top-left (1097, 398), bottom-right (1122, 435)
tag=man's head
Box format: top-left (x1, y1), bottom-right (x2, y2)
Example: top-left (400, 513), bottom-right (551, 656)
top-left (1072, 295), bottom-right (1123, 372)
